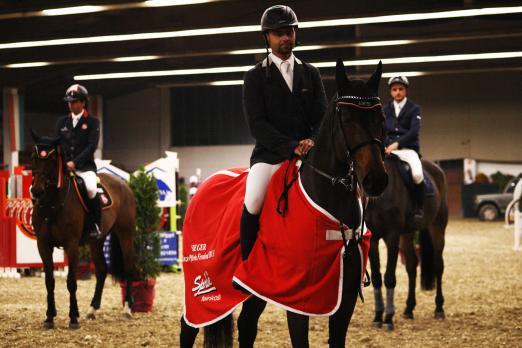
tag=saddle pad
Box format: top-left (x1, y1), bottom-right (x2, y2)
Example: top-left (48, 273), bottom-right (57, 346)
top-left (73, 177), bottom-right (113, 211)
top-left (393, 159), bottom-right (434, 196)
top-left (182, 160), bottom-right (370, 328)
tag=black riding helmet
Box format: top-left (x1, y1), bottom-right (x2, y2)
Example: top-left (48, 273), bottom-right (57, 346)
top-left (64, 84), bottom-right (88, 102)
top-left (261, 5), bottom-right (298, 80)
top-left (261, 5), bottom-right (298, 32)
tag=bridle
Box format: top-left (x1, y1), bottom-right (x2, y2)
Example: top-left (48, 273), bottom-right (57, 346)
top-left (31, 145), bottom-right (71, 223)
top-left (300, 94), bottom-right (384, 192)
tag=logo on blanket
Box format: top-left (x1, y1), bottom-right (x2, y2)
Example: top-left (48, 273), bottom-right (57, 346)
top-left (192, 271), bottom-right (217, 297)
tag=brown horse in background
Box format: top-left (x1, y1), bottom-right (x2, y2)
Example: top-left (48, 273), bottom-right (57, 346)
top-left (30, 131), bottom-right (136, 329)
top-left (365, 155), bottom-right (448, 330)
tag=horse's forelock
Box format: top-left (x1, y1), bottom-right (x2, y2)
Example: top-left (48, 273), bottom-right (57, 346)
top-left (344, 79), bottom-right (377, 98)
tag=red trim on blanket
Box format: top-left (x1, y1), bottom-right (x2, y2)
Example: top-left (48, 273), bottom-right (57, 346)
top-left (336, 102), bottom-right (382, 109)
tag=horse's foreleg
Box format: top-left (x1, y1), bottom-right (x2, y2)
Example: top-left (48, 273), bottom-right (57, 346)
top-left (86, 240), bottom-right (108, 320)
top-left (180, 315), bottom-right (199, 348)
top-left (383, 235), bottom-right (399, 330)
top-left (287, 311), bottom-right (309, 348)
top-left (328, 245), bottom-right (361, 348)
top-left (369, 238), bottom-right (384, 327)
top-left (238, 296), bottom-right (266, 348)
top-left (65, 244), bottom-right (80, 329)
top-left (401, 234), bottom-right (418, 319)
top-left (37, 241), bottom-right (56, 329)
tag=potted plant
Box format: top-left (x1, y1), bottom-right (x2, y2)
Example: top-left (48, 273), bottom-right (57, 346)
top-left (123, 168), bottom-right (161, 312)
top-left (77, 245), bottom-right (93, 280)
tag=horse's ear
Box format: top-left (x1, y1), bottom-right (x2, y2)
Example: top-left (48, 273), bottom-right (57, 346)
top-left (30, 128), bottom-right (40, 143)
top-left (335, 58), bottom-right (351, 95)
top-left (366, 60), bottom-right (382, 94)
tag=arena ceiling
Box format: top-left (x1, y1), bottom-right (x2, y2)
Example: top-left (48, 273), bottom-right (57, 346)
top-left (0, 0), bottom-right (521, 113)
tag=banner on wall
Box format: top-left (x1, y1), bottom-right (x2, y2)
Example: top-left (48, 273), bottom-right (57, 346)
top-left (144, 152), bottom-right (179, 208)
top-left (95, 159), bottom-right (129, 181)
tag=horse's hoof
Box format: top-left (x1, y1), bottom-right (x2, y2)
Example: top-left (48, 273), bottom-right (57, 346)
top-left (383, 322), bottom-right (394, 331)
top-left (434, 311), bottom-right (445, 320)
top-left (123, 312), bottom-right (133, 320)
top-left (69, 322), bottom-right (80, 330)
top-left (43, 321), bottom-right (54, 330)
top-left (403, 312), bottom-right (414, 320)
top-left (86, 313), bottom-right (96, 320)
top-left (373, 320), bottom-right (383, 328)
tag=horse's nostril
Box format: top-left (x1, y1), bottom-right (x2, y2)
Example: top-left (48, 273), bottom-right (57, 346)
top-left (31, 188), bottom-right (43, 198)
top-left (363, 172), bottom-right (388, 196)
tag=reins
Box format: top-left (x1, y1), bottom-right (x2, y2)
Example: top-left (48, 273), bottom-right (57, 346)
top-left (276, 94), bottom-right (383, 272)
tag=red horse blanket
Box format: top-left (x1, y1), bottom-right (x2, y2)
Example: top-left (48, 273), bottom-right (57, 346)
top-left (183, 161), bottom-right (370, 327)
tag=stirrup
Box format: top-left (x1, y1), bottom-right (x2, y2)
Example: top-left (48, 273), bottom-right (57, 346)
top-left (412, 210), bottom-right (424, 228)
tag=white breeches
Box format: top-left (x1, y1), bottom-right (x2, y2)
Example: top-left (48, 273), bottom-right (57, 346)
top-left (392, 149), bottom-right (424, 184)
top-left (76, 170), bottom-right (97, 199)
top-left (244, 162), bottom-right (283, 215)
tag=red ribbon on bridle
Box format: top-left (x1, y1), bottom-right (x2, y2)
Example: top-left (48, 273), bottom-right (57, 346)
top-left (57, 146), bottom-right (63, 189)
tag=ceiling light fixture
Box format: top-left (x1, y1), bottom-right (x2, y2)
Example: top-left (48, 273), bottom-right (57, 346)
top-left (5, 61), bottom-right (50, 68)
top-left (41, 6), bottom-right (105, 16)
top-left (74, 51), bottom-right (522, 80)
top-left (2, 6), bottom-right (521, 49)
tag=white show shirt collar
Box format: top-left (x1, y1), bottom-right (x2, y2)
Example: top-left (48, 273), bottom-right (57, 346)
top-left (393, 97), bottom-right (407, 117)
top-left (269, 53), bottom-right (295, 73)
top-left (71, 110), bottom-right (84, 127)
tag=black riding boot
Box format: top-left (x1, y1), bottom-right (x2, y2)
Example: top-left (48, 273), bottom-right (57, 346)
top-left (239, 205), bottom-right (260, 261)
top-left (412, 182), bottom-right (425, 228)
top-left (88, 194), bottom-right (102, 239)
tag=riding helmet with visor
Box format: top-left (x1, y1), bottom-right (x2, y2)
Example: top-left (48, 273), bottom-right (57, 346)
top-left (387, 76), bottom-right (409, 88)
top-left (64, 84), bottom-right (89, 102)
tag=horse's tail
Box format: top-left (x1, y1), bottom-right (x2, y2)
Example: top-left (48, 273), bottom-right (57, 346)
top-left (203, 314), bottom-right (234, 348)
top-left (419, 228), bottom-right (435, 290)
top-left (110, 232), bottom-right (126, 281)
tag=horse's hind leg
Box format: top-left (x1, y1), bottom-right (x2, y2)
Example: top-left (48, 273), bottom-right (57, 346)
top-left (180, 315), bottom-right (199, 348)
top-left (114, 226), bottom-right (136, 318)
top-left (37, 240), bottom-right (56, 329)
top-left (65, 244), bottom-right (81, 329)
top-left (237, 296), bottom-right (267, 347)
top-left (401, 233), bottom-right (418, 319)
top-left (287, 311), bottom-right (309, 348)
top-left (432, 227), bottom-right (445, 319)
top-left (369, 238), bottom-right (384, 327)
top-left (86, 239), bottom-right (108, 320)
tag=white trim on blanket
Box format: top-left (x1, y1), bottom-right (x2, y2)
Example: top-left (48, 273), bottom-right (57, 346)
top-left (182, 296), bottom-right (250, 328)
top-left (206, 168), bottom-right (249, 181)
top-left (298, 173), bottom-right (366, 235)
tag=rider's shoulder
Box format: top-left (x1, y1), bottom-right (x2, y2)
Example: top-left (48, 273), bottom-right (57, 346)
top-left (56, 115), bottom-right (69, 124)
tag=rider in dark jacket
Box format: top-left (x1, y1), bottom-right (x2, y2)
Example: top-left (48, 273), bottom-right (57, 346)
top-left (55, 84), bottom-right (102, 238)
top-left (240, 5), bottom-right (327, 260)
top-left (383, 76), bottom-right (425, 225)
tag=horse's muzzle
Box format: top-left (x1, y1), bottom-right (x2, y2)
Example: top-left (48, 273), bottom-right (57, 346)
top-left (31, 187), bottom-right (44, 199)
top-left (362, 172), bottom-right (388, 197)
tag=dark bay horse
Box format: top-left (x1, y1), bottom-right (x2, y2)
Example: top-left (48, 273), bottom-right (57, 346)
top-left (365, 155), bottom-right (448, 330)
top-left (30, 131), bottom-right (137, 329)
top-left (180, 59), bottom-right (388, 347)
